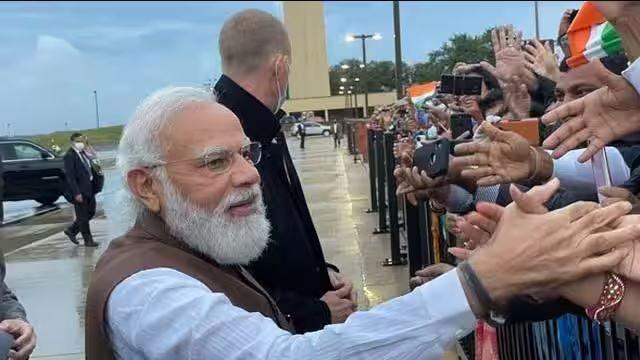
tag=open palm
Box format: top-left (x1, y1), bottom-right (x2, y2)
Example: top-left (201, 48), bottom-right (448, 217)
top-left (542, 74), bottom-right (640, 162)
top-left (453, 122), bottom-right (532, 186)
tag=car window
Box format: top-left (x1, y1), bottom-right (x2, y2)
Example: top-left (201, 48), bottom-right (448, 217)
top-left (10, 143), bottom-right (44, 160)
top-left (0, 144), bottom-right (11, 162)
top-left (304, 122), bottom-right (318, 127)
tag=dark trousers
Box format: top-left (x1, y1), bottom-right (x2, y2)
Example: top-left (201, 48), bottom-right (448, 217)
top-left (300, 134), bottom-right (305, 149)
top-left (67, 194), bottom-right (96, 243)
top-left (0, 187), bottom-right (3, 225)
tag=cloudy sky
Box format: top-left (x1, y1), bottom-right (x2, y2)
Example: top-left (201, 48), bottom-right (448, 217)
top-left (1, 1), bottom-right (581, 136)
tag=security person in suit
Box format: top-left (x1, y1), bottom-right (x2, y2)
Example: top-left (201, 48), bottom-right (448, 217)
top-left (63, 133), bottom-right (99, 247)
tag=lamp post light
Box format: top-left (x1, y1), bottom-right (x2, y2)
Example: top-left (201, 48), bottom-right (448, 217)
top-left (345, 32), bottom-right (382, 117)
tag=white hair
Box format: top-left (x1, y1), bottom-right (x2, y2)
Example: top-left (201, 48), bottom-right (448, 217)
top-left (108, 86), bottom-right (217, 237)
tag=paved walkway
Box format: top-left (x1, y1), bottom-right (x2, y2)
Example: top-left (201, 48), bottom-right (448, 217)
top-left (3, 135), bottom-right (423, 359)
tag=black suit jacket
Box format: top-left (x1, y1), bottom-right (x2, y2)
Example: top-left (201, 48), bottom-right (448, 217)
top-left (63, 148), bottom-right (94, 198)
top-left (215, 75), bottom-right (334, 333)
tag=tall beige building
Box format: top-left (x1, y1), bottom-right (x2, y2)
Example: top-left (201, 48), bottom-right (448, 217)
top-left (281, 1), bottom-right (394, 121)
top-left (283, 1), bottom-right (331, 99)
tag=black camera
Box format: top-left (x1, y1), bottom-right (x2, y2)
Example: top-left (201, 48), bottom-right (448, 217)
top-left (439, 74), bottom-right (483, 96)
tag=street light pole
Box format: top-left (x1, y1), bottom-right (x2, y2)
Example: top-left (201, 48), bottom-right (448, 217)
top-left (346, 33), bottom-right (381, 118)
top-left (393, 0), bottom-right (403, 100)
top-left (93, 90), bottom-right (100, 128)
top-left (360, 37), bottom-right (369, 117)
top-left (534, 1), bottom-right (540, 39)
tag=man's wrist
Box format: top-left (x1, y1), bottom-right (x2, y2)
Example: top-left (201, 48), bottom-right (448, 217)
top-left (456, 267), bottom-right (486, 319)
top-left (534, 147), bottom-right (554, 182)
top-left (467, 249), bottom-right (518, 306)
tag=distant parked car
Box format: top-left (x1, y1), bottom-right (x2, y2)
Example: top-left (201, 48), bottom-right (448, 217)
top-left (290, 121), bottom-right (332, 137)
top-left (280, 115), bottom-right (298, 126)
top-left (0, 138), bottom-right (68, 206)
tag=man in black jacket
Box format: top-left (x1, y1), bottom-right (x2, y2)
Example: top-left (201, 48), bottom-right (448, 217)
top-left (214, 9), bottom-right (356, 333)
top-left (63, 133), bottom-right (99, 247)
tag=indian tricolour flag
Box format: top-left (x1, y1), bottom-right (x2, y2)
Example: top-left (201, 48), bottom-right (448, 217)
top-left (566, 1), bottom-right (624, 69)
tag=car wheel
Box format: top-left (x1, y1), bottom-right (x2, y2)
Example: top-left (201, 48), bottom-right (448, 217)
top-left (322, 130), bottom-right (331, 137)
top-left (35, 195), bottom-right (60, 206)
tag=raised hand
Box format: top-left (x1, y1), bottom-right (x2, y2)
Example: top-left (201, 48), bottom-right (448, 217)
top-left (502, 77), bottom-right (532, 119)
top-left (523, 39), bottom-right (560, 81)
top-left (452, 122), bottom-right (552, 186)
top-left (541, 74), bottom-right (640, 162)
top-left (485, 25), bottom-right (538, 92)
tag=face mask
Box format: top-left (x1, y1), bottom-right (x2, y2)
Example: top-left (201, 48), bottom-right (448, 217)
top-left (74, 142), bottom-right (85, 151)
top-left (273, 59), bottom-right (290, 114)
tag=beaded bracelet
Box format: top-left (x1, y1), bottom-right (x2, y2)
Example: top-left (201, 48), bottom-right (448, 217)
top-left (585, 272), bottom-right (626, 323)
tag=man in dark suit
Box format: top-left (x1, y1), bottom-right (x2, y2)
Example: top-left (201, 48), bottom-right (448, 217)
top-left (215, 10), bottom-right (356, 333)
top-left (63, 133), bottom-right (99, 247)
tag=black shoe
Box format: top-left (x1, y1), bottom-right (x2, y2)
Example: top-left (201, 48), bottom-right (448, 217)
top-left (64, 229), bottom-right (79, 245)
top-left (84, 241), bottom-right (99, 248)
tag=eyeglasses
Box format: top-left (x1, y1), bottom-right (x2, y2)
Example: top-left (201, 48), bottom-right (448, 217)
top-left (145, 142), bottom-right (262, 174)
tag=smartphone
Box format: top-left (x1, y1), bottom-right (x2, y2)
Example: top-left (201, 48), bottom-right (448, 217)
top-left (439, 74), bottom-right (483, 95)
top-left (450, 113), bottom-right (474, 139)
top-left (414, 138), bottom-right (450, 178)
top-left (496, 118), bottom-right (540, 146)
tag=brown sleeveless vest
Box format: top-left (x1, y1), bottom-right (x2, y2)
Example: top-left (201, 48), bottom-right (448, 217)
top-left (85, 214), bottom-right (293, 359)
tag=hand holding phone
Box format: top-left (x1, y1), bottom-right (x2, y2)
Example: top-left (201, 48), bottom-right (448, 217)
top-left (414, 139), bottom-right (451, 178)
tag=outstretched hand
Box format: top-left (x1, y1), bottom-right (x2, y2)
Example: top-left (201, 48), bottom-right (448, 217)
top-left (541, 74), bottom-right (640, 162)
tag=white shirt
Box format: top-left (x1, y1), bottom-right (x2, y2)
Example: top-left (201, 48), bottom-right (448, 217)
top-left (73, 147), bottom-right (93, 181)
top-left (549, 146), bottom-right (629, 193)
top-left (622, 57), bottom-right (640, 95)
top-left (106, 268), bottom-right (475, 360)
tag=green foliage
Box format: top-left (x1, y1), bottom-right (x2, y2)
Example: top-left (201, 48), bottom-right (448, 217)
top-left (329, 28), bottom-right (494, 92)
top-left (28, 125), bottom-right (124, 150)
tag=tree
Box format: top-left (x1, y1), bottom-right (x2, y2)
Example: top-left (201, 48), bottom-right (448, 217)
top-left (328, 29), bottom-right (494, 93)
top-left (412, 29), bottom-right (493, 83)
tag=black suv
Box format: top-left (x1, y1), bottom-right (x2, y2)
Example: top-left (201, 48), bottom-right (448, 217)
top-left (0, 138), bottom-right (67, 206)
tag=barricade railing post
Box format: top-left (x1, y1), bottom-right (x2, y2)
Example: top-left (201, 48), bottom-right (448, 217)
top-left (349, 124), bottom-right (357, 156)
top-left (382, 131), bottom-right (405, 266)
top-left (405, 200), bottom-right (428, 276)
top-left (366, 128), bottom-right (378, 213)
top-left (373, 130), bottom-right (388, 234)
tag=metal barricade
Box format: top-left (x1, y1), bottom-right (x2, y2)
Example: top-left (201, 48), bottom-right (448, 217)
top-left (373, 130), bottom-right (388, 234)
top-left (366, 128), bottom-right (378, 213)
top-left (382, 131), bottom-right (406, 266)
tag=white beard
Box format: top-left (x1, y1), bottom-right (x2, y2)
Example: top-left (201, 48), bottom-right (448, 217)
top-left (161, 180), bottom-right (271, 265)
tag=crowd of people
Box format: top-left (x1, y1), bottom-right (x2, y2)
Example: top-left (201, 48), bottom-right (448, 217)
top-left (385, 0), bottom-right (640, 357)
top-left (3, 1), bottom-right (640, 359)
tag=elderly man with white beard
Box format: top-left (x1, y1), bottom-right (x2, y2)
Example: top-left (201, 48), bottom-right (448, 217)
top-left (85, 86), bottom-right (640, 360)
